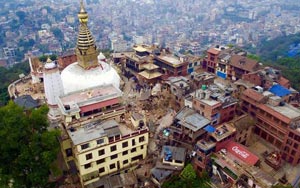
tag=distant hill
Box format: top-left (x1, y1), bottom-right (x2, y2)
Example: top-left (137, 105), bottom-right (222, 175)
top-left (247, 33), bottom-right (300, 90)
top-left (249, 32), bottom-right (300, 61)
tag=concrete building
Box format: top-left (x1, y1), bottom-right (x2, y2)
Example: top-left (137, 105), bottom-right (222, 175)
top-left (194, 123), bottom-right (236, 175)
top-left (241, 88), bottom-right (300, 165)
top-left (57, 84), bottom-right (125, 126)
top-left (61, 119), bottom-right (149, 186)
top-left (151, 146), bottom-right (186, 186)
top-left (154, 54), bottom-right (188, 78)
top-left (171, 107), bottom-right (210, 143)
top-left (233, 114), bottom-right (255, 146)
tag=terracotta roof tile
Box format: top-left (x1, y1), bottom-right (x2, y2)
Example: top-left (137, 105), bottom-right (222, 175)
top-left (230, 55), bottom-right (258, 72)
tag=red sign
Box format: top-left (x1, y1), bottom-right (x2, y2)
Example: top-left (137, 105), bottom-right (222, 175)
top-left (224, 141), bottom-right (259, 166)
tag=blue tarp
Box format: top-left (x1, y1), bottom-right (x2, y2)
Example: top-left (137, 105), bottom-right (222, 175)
top-left (204, 125), bottom-right (215, 133)
top-left (216, 71), bottom-right (227, 79)
top-left (269, 84), bottom-right (291, 97)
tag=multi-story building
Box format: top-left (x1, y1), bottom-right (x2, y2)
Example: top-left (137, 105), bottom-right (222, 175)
top-left (242, 67), bottom-right (291, 89)
top-left (240, 88), bottom-right (300, 165)
top-left (228, 55), bottom-right (259, 81)
top-left (171, 106), bottom-right (211, 143)
top-left (124, 45), bottom-right (152, 75)
top-left (202, 47), bottom-right (220, 73)
top-left (232, 114), bottom-right (255, 146)
top-left (61, 119), bottom-right (149, 186)
top-left (191, 87), bottom-right (237, 125)
top-left (165, 76), bottom-right (190, 107)
top-left (193, 123), bottom-right (236, 175)
top-left (154, 54), bottom-right (188, 78)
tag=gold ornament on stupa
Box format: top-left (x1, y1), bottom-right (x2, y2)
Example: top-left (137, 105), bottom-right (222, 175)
top-left (75, 0), bottom-right (100, 69)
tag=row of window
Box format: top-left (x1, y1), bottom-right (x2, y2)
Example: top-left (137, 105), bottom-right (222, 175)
top-left (85, 145), bottom-right (145, 161)
top-left (81, 136), bottom-right (145, 152)
top-left (84, 154), bottom-right (144, 170)
top-left (81, 138), bottom-right (105, 150)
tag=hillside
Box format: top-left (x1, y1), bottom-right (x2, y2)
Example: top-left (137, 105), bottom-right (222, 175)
top-left (247, 33), bottom-right (300, 90)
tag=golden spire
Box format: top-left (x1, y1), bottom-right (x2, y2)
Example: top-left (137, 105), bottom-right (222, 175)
top-left (78, 0), bottom-right (88, 24)
top-left (75, 0), bottom-right (100, 70)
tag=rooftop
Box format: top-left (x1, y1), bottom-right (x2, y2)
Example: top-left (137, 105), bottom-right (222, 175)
top-left (176, 107), bottom-right (210, 132)
top-left (269, 84), bottom-right (291, 97)
top-left (161, 145), bottom-right (186, 162)
top-left (230, 55), bottom-right (258, 72)
top-left (59, 84), bottom-right (122, 107)
top-left (156, 55), bottom-right (185, 67)
top-left (67, 119), bottom-right (121, 145)
top-left (200, 99), bottom-right (221, 106)
top-left (210, 123), bottom-right (236, 142)
top-left (14, 95), bottom-right (40, 109)
top-left (196, 139), bottom-right (216, 151)
top-left (265, 103), bottom-right (300, 121)
top-left (207, 48), bottom-right (220, 55)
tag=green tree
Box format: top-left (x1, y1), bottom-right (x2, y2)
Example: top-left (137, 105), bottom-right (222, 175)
top-left (180, 163), bottom-right (196, 180)
top-left (162, 164), bottom-right (210, 188)
top-left (39, 55), bottom-right (48, 63)
top-left (0, 102), bottom-right (60, 187)
top-left (49, 54), bottom-right (57, 61)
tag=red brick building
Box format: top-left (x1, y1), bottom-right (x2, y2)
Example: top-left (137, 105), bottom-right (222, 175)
top-left (58, 52), bottom-right (77, 70)
top-left (193, 123), bottom-right (236, 175)
top-left (202, 48), bottom-right (220, 73)
top-left (240, 88), bottom-right (300, 165)
top-left (242, 67), bottom-right (291, 90)
top-left (228, 55), bottom-right (259, 81)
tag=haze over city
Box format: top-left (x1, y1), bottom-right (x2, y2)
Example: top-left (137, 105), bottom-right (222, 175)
top-left (0, 0), bottom-right (300, 188)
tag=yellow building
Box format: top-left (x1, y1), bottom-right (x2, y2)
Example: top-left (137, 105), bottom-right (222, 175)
top-left (61, 119), bottom-right (149, 187)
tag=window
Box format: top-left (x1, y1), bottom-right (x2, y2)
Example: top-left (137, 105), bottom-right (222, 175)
top-left (132, 154), bottom-right (143, 161)
top-left (111, 145), bottom-right (117, 152)
top-left (110, 163), bottom-right (116, 169)
top-left (123, 150), bottom-right (128, 156)
top-left (97, 139), bottom-right (104, 145)
top-left (65, 148), bottom-right (72, 157)
top-left (98, 167), bottom-right (105, 173)
top-left (111, 154), bottom-right (118, 160)
top-left (86, 153), bottom-right (93, 160)
top-left (122, 141), bottom-right (128, 148)
top-left (81, 143), bottom-right (89, 150)
top-left (132, 139), bottom-right (136, 146)
top-left (96, 158), bottom-right (105, 164)
top-left (139, 136), bottom-right (145, 143)
top-left (84, 163), bottom-right (91, 169)
top-left (123, 160), bottom-right (128, 164)
top-left (131, 148), bottom-right (136, 153)
top-left (141, 145), bottom-right (144, 149)
top-left (98, 149), bottom-right (105, 156)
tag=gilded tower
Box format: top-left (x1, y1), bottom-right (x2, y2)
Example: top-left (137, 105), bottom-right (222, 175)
top-left (75, 0), bottom-right (100, 69)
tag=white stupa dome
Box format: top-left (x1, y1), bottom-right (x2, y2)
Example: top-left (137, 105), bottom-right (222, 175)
top-left (61, 56), bottom-right (120, 94)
